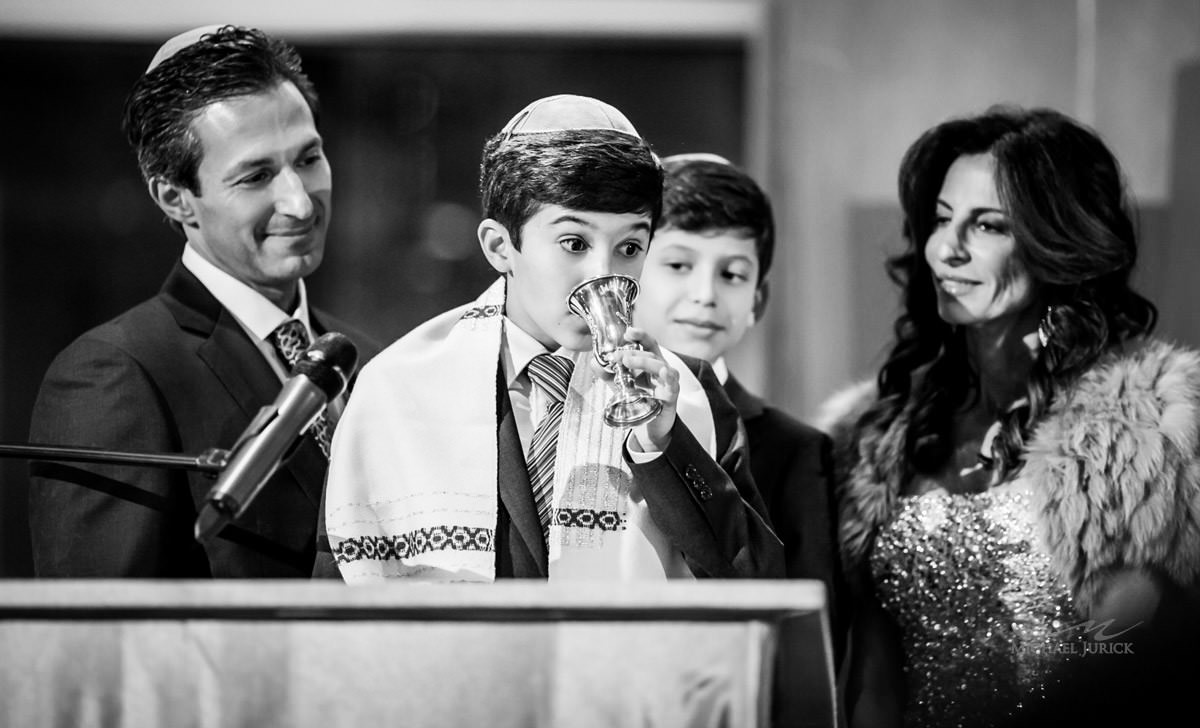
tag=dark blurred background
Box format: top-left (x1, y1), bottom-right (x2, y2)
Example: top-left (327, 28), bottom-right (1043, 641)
top-left (3, 0), bottom-right (1200, 576)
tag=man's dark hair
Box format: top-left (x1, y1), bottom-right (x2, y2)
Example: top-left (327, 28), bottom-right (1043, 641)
top-left (122, 25), bottom-right (319, 194)
top-left (478, 129), bottom-right (663, 248)
top-left (658, 156), bottom-right (775, 285)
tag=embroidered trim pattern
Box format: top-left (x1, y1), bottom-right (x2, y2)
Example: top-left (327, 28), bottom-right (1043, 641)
top-left (460, 304), bottom-right (502, 320)
top-left (554, 508), bottom-right (626, 531)
top-left (333, 525), bottom-right (495, 563)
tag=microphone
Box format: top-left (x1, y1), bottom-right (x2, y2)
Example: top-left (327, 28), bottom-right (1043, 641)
top-left (194, 332), bottom-right (358, 544)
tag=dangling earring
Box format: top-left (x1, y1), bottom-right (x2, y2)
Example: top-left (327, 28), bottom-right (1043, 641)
top-left (1037, 305), bottom-right (1054, 348)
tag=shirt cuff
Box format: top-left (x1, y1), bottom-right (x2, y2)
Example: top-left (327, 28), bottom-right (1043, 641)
top-left (625, 424), bottom-right (664, 463)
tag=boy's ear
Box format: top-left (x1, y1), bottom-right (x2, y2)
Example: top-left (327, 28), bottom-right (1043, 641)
top-left (751, 282), bottom-right (769, 325)
top-left (148, 176), bottom-right (196, 228)
top-left (478, 218), bottom-right (516, 274)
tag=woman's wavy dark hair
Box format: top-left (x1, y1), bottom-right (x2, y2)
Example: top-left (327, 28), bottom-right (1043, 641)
top-left (859, 106), bottom-right (1157, 482)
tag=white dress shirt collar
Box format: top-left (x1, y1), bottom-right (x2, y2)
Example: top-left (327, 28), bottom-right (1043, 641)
top-left (501, 316), bottom-right (566, 388)
top-left (181, 244), bottom-right (314, 341)
top-left (711, 356), bottom-right (730, 385)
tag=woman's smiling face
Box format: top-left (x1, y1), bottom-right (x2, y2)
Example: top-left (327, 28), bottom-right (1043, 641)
top-left (924, 153), bottom-right (1036, 330)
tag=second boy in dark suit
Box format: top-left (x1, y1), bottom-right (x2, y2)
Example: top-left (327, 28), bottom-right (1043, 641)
top-left (634, 153), bottom-right (845, 646)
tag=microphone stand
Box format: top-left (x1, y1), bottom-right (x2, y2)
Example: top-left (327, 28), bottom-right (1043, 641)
top-left (0, 443), bottom-right (229, 474)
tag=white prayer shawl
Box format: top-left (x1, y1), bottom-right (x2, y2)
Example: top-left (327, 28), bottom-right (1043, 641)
top-left (325, 278), bottom-right (717, 582)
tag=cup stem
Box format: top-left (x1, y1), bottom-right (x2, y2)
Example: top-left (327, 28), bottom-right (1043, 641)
top-left (603, 363), bottom-right (662, 427)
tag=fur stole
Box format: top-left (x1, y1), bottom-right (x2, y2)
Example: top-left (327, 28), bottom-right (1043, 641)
top-left (816, 337), bottom-right (1200, 614)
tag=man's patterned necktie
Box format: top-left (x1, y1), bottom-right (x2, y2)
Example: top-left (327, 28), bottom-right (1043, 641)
top-left (525, 353), bottom-right (575, 542)
top-left (269, 319), bottom-right (332, 459)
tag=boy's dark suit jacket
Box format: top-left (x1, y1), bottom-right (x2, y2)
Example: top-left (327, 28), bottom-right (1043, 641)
top-left (314, 354), bottom-right (784, 579)
top-left (723, 374), bottom-right (846, 659)
top-left (28, 262), bottom-right (380, 578)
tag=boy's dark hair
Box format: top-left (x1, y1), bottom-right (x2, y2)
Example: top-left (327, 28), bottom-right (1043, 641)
top-left (659, 155), bottom-right (775, 285)
top-left (478, 129), bottom-right (664, 249)
top-left (122, 25), bottom-right (319, 195)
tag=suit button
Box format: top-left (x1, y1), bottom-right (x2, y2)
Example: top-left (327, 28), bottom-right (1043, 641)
top-left (683, 464), bottom-right (712, 501)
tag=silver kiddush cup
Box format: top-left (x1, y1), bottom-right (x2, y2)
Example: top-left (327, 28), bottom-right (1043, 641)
top-left (567, 274), bottom-right (663, 427)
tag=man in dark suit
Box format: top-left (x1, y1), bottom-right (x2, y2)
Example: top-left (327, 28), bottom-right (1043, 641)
top-left (28, 25), bottom-right (378, 578)
top-left (634, 153), bottom-right (846, 653)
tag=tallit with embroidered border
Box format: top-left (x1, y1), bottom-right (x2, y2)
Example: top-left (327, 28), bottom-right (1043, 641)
top-left (324, 278), bottom-right (716, 582)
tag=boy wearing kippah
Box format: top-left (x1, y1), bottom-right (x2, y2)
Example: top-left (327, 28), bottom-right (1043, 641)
top-left (634, 153), bottom-right (845, 652)
top-left (319, 96), bottom-right (783, 582)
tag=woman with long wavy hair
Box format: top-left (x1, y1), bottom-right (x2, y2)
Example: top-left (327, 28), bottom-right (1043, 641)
top-left (820, 106), bottom-right (1200, 727)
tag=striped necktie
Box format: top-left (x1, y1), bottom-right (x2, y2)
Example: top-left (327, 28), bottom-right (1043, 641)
top-left (525, 353), bottom-right (575, 541)
top-left (269, 319), bottom-right (332, 459)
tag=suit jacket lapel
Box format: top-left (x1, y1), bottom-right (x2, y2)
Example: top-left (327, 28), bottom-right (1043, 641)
top-left (161, 262), bottom-right (325, 510)
top-left (723, 373), bottom-right (765, 422)
top-left (496, 369), bottom-right (548, 576)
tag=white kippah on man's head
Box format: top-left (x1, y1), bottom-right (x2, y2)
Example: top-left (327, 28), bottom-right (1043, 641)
top-left (145, 24), bottom-right (227, 72)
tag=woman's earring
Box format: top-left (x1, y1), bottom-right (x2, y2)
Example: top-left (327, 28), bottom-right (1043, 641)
top-left (1037, 305), bottom-right (1054, 348)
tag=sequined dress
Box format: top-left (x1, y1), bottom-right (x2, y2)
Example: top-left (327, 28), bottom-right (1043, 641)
top-left (869, 481), bottom-right (1085, 727)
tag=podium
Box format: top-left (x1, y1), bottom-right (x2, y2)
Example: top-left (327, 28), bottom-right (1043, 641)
top-left (0, 580), bottom-right (835, 728)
